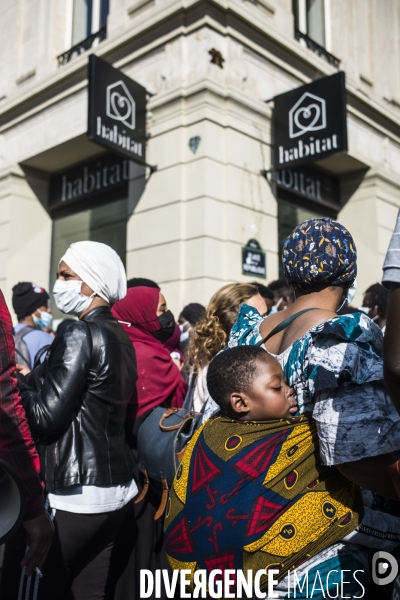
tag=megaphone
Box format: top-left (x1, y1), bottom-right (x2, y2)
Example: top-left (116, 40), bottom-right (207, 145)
top-left (0, 459), bottom-right (26, 544)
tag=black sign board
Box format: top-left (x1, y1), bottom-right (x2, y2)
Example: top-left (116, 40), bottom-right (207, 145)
top-left (49, 153), bottom-right (130, 213)
top-left (242, 239), bottom-right (266, 279)
top-left (274, 165), bottom-right (339, 208)
top-left (87, 55), bottom-right (147, 164)
top-left (274, 72), bottom-right (347, 169)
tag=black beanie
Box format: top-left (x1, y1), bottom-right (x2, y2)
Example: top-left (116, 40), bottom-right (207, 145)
top-left (12, 282), bottom-right (50, 320)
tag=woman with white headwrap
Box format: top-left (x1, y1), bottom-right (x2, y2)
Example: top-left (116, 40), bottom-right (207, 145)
top-left (4, 242), bottom-right (137, 600)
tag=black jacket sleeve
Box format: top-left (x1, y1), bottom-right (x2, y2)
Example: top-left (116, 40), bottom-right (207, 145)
top-left (19, 322), bottom-right (91, 436)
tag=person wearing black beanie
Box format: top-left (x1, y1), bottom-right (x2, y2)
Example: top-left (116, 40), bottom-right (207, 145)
top-left (11, 282), bottom-right (54, 368)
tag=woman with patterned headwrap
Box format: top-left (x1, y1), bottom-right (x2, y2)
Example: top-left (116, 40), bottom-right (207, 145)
top-left (201, 218), bottom-right (400, 598)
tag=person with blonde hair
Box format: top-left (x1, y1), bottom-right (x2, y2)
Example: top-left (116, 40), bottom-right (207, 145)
top-left (186, 282), bottom-right (267, 411)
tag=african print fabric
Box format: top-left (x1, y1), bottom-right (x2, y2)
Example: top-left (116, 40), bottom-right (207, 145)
top-left (282, 218), bottom-right (357, 290)
top-left (164, 414), bottom-right (362, 596)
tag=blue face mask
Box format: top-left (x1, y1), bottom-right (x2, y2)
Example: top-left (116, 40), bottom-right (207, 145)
top-left (32, 310), bottom-right (53, 330)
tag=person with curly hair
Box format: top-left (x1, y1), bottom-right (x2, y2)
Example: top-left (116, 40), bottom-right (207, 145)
top-left (185, 282), bottom-right (266, 411)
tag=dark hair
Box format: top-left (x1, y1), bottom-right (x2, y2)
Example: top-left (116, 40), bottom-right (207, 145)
top-left (250, 282), bottom-right (274, 301)
top-left (127, 278), bottom-right (160, 289)
top-left (364, 283), bottom-right (388, 319)
top-left (207, 346), bottom-right (268, 415)
top-left (268, 279), bottom-right (295, 300)
top-left (180, 303), bottom-right (206, 326)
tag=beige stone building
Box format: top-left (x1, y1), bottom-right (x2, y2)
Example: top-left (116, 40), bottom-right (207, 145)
top-left (1, 0), bottom-right (400, 320)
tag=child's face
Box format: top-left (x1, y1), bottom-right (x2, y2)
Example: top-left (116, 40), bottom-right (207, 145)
top-left (230, 354), bottom-right (298, 420)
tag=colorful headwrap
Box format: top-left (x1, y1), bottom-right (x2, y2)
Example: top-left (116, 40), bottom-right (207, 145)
top-left (282, 218), bottom-right (357, 290)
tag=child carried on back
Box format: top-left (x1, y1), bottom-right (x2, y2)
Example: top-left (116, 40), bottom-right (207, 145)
top-left (165, 346), bottom-right (400, 599)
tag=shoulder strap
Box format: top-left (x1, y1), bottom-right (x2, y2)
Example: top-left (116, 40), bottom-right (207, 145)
top-left (86, 321), bottom-right (102, 379)
top-left (13, 325), bottom-right (35, 338)
top-left (256, 308), bottom-right (318, 347)
top-left (13, 325), bottom-right (35, 367)
top-left (33, 344), bottom-right (52, 370)
top-left (183, 371), bottom-right (198, 411)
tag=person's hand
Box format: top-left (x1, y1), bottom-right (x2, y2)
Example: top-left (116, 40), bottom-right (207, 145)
top-left (16, 364), bottom-right (31, 376)
top-left (21, 512), bottom-right (54, 577)
top-left (172, 358), bottom-right (183, 371)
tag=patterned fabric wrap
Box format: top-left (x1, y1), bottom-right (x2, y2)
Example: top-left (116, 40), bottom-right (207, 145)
top-left (282, 218), bottom-right (357, 290)
top-left (164, 414), bottom-right (362, 595)
top-left (227, 305), bottom-right (400, 466)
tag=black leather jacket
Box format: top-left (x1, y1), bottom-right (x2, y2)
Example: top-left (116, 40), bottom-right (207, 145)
top-left (19, 307), bottom-right (137, 492)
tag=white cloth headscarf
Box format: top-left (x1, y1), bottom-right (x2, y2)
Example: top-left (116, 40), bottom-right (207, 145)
top-left (60, 241), bottom-right (127, 303)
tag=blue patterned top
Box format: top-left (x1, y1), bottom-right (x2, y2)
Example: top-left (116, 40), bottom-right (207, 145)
top-left (205, 305), bottom-right (400, 466)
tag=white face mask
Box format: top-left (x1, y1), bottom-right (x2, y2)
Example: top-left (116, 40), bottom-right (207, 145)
top-left (179, 321), bottom-right (191, 343)
top-left (338, 279), bottom-right (357, 312)
top-left (53, 280), bottom-right (95, 316)
top-left (269, 297), bottom-right (283, 315)
top-left (358, 305), bottom-right (379, 322)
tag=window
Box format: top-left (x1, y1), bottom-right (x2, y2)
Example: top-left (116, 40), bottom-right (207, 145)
top-left (293, 0), bottom-right (326, 47)
top-left (71, 0), bottom-right (110, 46)
top-left (51, 197), bottom-right (128, 321)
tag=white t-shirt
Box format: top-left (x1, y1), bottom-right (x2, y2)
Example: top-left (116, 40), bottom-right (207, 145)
top-left (192, 365), bottom-right (209, 412)
top-left (47, 480), bottom-right (138, 514)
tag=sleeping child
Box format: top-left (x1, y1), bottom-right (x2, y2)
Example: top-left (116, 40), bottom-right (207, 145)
top-left (165, 345), bottom-right (400, 599)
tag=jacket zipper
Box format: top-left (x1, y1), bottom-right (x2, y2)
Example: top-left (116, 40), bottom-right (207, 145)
top-left (53, 443), bottom-right (59, 467)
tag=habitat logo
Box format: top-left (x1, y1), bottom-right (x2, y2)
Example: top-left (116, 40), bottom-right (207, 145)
top-left (106, 80), bottom-right (136, 130)
top-left (289, 92), bottom-right (327, 139)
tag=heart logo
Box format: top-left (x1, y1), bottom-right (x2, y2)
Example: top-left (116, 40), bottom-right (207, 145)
top-left (294, 103), bottom-right (321, 133)
top-left (110, 92), bottom-right (132, 122)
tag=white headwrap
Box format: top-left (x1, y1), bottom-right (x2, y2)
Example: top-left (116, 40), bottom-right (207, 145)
top-left (60, 241), bottom-right (127, 303)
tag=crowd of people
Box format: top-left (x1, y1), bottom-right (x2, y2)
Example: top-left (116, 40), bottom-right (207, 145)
top-left (0, 214), bottom-right (399, 600)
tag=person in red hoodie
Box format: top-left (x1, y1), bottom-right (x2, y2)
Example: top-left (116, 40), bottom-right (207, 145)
top-left (0, 289), bottom-right (53, 579)
top-left (112, 281), bottom-right (187, 421)
top-left (109, 279), bottom-right (187, 600)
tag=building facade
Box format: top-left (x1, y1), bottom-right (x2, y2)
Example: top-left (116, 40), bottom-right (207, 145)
top-left (1, 0), bottom-right (400, 319)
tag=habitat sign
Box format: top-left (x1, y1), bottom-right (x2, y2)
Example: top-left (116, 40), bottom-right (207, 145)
top-left (49, 154), bottom-right (130, 212)
top-left (87, 55), bottom-right (147, 164)
top-left (274, 72), bottom-right (347, 168)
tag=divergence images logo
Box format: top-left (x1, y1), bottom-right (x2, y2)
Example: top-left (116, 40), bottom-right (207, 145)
top-left (289, 92), bottom-right (326, 139)
top-left (372, 551), bottom-right (399, 586)
top-left (106, 81), bottom-right (136, 130)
